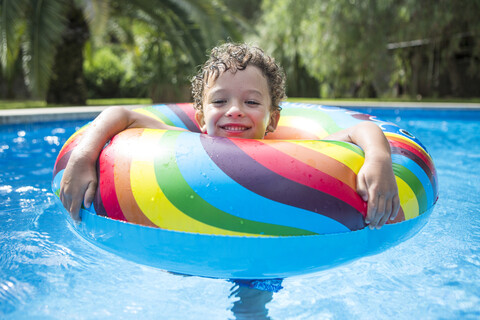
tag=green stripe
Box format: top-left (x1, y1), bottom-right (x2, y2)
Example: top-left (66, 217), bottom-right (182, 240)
top-left (154, 131), bottom-right (315, 236)
top-left (282, 108), bottom-right (342, 134)
top-left (142, 106), bottom-right (175, 126)
top-left (392, 163), bottom-right (427, 214)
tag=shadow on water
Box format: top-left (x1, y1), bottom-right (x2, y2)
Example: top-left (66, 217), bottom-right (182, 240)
top-left (229, 283), bottom-right (274, 320)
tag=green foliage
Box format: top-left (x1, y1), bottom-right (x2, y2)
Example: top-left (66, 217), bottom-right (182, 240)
top-left (24, 0), bottom-right (68, 97)
top-left (255, 0), bottom-right (480, 98)
top-left (84, 47), bottom-right (125, 98)
top-left (0, 0), bottom-right (27, 80)
top-left (0, 0), bottom-right (67, 98)
top-left (4, 0), bottom-right (477, 102)
top-left (95, 0), bottom-right (248, 101)
top-left (1, 0), bottom-right (247, 102)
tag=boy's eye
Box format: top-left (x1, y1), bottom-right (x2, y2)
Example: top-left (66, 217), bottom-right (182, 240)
top-left (212, 99), bottom-right (226, 105)
top-left (246, 100), bottom-right (260, 106)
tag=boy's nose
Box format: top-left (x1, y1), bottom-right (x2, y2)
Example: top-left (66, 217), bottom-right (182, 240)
top-left (225, 103), bottom-right (244, 118)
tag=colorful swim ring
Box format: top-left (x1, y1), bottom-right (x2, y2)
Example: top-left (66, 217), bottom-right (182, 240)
top-left (52, 102), bottom-right (438, 279)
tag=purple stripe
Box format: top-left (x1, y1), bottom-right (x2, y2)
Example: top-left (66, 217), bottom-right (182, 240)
top-left (391, 146), bottom-right (437, 196)
top-left (167, 104), bottom-right (201, 133)
top-left (200, 135), bottom-right (366, 231)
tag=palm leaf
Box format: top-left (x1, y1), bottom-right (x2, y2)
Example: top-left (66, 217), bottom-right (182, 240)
top-left (79, 0), bottom-right (110, 43)
top-left (171, 0), bottom-right (248, 45)
top-left (122, 0), bottom-right (204, 66)
top-left (0, 0), bottom-right (28, 79)
top-left (23, 0), bottom-right (67, 97)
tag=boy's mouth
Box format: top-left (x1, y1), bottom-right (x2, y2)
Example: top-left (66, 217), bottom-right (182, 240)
top-left (220, 124), bottom-right (250, 132)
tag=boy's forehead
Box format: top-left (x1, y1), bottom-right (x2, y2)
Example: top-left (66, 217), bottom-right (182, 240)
top-left (205, 65), bottom-right (266, 87)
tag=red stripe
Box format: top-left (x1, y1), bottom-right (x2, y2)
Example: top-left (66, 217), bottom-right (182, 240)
top-left (54, 132), bottom-right (83, 168)
top-left (388, 139), bottom-right (436, 175)
top-left (231, 139), bottom-right (367, 216)
top-left (266, 141), bottom-right (358, 190)
top-left (176, 103), bottom-right (200, 130)
top-left (98, 135), bottom-right (126, 221)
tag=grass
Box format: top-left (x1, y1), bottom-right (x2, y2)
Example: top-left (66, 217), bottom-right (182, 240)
top-left (86, 98), bottom-right (152, 106)
top-left (287, 97), bottom-right (480, 104)
top-left (1, 97), bottom-right (480, 110)
top-left (0, 98), bottom-right (153, 110)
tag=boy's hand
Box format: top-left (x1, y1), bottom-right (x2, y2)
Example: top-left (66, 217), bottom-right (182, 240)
top-left (356, 156), bottom-right (400, 229)
top-left (59, 153), bottom-right (97, 221)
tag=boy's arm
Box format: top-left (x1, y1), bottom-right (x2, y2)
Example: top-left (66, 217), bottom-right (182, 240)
top-left (60, 106), bottom-right (185, 220)
top-left (325, 121), bottom-right (400, 229)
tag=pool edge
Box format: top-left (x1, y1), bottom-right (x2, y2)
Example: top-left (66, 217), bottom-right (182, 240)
top-left (1, 102), bottom-right (480, 124)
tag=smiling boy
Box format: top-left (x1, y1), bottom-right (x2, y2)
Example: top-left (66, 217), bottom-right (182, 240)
top-left (60, 42), bottom-right (399, 229)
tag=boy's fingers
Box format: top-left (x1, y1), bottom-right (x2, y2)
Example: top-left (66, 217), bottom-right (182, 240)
top-left (377, 200), bottom-right (393, 228)
top-left (356, 177), bottom-right (369, 202)
top-left (69, 201), bottom-right (81, 221)
top-left (391, 195), bottom-right (400, 220)
top-left (60, 190), bottom-right (72, 215)
top-left (84, 181), bottom-right (97, 209)
top-left (375, 195), bottom-right (388, 226)
top-left (366, 196), bottom-right (377, 227)
top-left (70, 211), bottom-right (80, 221)
top-left (69, 192), bottom-right (83, 221)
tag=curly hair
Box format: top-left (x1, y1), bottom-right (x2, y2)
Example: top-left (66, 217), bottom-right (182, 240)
top-left (191, 43), bottom-right (286, 112)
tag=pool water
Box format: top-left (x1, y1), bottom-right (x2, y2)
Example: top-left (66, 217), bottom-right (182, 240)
top-left (1, 108), bottom-right (479, 319)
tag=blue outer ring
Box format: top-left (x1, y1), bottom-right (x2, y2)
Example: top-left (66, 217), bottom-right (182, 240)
top-left (59, 202), bottom-right (433, 279)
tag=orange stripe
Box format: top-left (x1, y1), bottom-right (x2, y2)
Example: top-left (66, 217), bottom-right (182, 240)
top-left (113, 129), bottom-right (157, 227)
top-left (266, 126), bottom-right (321, 140)
top-left (387, 207), bottom-right (405, 224)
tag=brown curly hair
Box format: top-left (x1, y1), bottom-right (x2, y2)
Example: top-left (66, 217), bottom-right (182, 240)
top-left (191, 43), bottom-right (286, 112)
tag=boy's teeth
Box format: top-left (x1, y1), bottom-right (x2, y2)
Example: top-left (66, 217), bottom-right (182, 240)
top-left (224, 126), bottom-right (246, 131)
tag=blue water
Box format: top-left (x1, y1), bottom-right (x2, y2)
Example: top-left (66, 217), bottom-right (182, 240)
top-left (1, 108), bottom-right (480, 319)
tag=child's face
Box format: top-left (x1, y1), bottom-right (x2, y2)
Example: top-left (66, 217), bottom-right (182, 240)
top-left (195, 65), bottom-right (280, 139)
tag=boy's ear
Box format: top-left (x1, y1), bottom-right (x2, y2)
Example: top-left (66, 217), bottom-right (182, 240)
top-left (266, 110), bottom-right (281, 133)
top-left (195, 110), bottom-right (207, 133)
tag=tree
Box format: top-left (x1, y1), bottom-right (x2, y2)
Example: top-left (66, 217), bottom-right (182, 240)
top-left (0, 0), bottom-right (68, 100)
top-left (389, 0), bottom-right (480, 97)
top-left (47, 0), bottom-right (89, 104)
top-left (0, 0), bottom-right (247, 103)
top-left (254, 0), bottom-right (480, 98)
top-left (104, 0), bottom-right (247, 102)
top-left (252, 0), bottom-right (321, 98)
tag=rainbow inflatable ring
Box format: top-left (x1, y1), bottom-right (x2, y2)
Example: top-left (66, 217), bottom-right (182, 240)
top-left (52, 102), bottom-right (438, 279)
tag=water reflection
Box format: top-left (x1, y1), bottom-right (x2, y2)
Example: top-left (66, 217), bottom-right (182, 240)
top-left (229, 280), bottom-right (281, 320)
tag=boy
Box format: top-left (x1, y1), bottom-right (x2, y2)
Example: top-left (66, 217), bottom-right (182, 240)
top-left (60, 43), bottom-right (399, 229)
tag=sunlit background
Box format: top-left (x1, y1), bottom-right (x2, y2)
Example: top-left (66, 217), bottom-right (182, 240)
top-left (1, 0), bottom-right (479, 106)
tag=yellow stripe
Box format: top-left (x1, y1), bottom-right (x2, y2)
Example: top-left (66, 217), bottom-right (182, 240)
top-left (130, 129), bottom-right (252, 236)
top-left (294, 140), bottom-right (365, 173)
top-left (279, 116), bottom-right (329, 138)
top-left (133, 108), bottom-right (166, 123)
top-left (396, 176), bottom-right (419, 220)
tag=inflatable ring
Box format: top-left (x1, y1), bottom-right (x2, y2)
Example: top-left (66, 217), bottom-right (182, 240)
top-left (52, 103), bottom-right (438, 279)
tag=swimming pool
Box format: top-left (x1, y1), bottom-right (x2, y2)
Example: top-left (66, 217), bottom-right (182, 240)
top-left (1, 107), bottom-right (479, 319)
